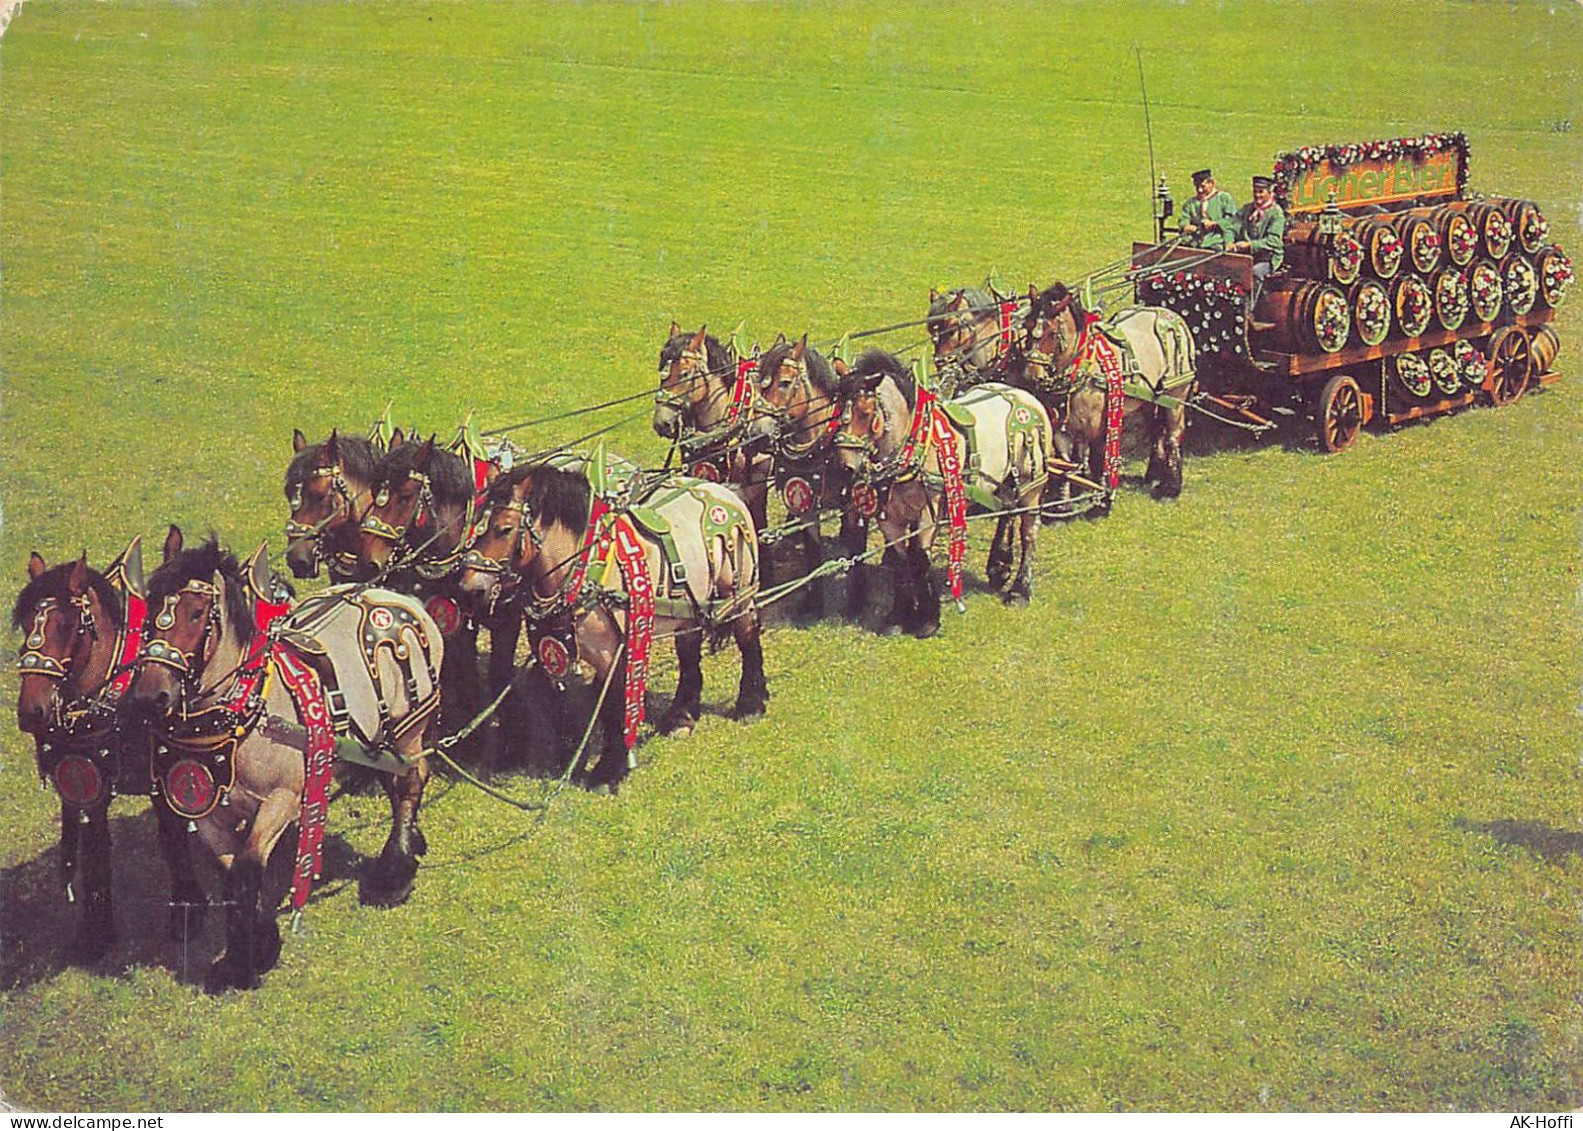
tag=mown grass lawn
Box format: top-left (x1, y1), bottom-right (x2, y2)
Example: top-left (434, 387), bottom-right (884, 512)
top-left (1, 0), bottom-right (1579, 1111)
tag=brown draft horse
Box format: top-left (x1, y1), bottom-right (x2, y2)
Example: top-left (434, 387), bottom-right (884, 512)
top-left (456, 463), bottom-right (767, 788)
top-left (1020, 282), bottom-right (1198, 505)
top-left (346, 435), bottom-right (524, 768)
top-left (927, 285), bottom-right (1030, 395)
top-left (741, 333), bottom-right (869, 621)
top-left (124, 528), bottom-right (443, 991)
top-left (13, 543), bottom-right (205, 961)
top-left (653, 324), bottom-right (772, 532)
top-left (284, 428), bottom-right (389, 582)
top-left (833, 350), bottom-right (1052, 635)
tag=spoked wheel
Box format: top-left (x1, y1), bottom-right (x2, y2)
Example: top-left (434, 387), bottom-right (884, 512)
top-left (1317, 372), bottom-right (1364, 453)
top-left (1487, 325), bottom-right (1533, 407)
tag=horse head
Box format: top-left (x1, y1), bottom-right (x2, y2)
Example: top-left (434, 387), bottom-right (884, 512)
top-left (1021, 282), bottom-right (1086, 391)
top-left (833, 350), bottom-right (918, 477)
top-left (743, 333), bottom-right (837, 452)
top-left (929, 286), bottom-right (1025, 385)
top-left (284, 428), bottom-right (381, 580)
top-left (458, 463), bottom-right (592, 611)
top-left (457, 467), bottom-right (539, 614)
top-left (13, 551), bottom-right (122, 735)
top-left (654, 323), bottom-right (735, 441)
top-left (353, 437), bottom-right (474, 578)
top-left (126, 526), bottom-right (264, 720)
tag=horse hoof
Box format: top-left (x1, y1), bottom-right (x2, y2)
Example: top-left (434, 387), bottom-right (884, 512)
top-left (1004, 589), bottom-right (1031, 607)
top-left (658, 710), bottom-right (698, 737)
top-left (205, 953), bottom-right (258, 994)
top-left (912, 620), bottom-right (941, 640)
top-left (732, 696), bottom-right (767, 720)
top-left (411, 826), bottom-right (428, 858)
top-left (360, 877), bottom-right (415, 908)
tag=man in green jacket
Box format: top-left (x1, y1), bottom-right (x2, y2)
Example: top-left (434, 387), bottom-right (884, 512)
top-left (1178, 168), bottom-right (1237, 251)
top-left (1229, 174), bottom-right (1287, 304)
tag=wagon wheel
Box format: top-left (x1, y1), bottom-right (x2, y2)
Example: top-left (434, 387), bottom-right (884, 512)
top-left (1317, 372), bottom-right (1364, 453)
top-left (1487, 325), bottom-right (1533, 407)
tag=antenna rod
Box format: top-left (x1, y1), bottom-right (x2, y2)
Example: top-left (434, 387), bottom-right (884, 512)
top-left (1135, 45), bottom-right (1157, 233)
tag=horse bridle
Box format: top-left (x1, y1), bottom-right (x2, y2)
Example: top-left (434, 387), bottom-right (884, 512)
top-left (1022, 294), bottom-right (1079, 379)
top-left (285, 462), bottom-right (363, 568)
top-left (138, 580), bottom-right (223, 686)
top-left (757, 352), bottom-right (833, 457)
top-left (19, 593), bottom-right (99, 683)
top-left (360, 469), bottom-right (436, 547)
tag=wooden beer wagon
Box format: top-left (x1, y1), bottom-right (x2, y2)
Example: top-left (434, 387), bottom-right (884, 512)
top-left (1130, 133), bottom-right (1571, 451)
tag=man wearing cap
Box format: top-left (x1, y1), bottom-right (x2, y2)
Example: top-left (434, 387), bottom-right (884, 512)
top-left (1178, 169), bottom-right (1237, 251)
top-left (1229, 174), bottom-right (1286, 303)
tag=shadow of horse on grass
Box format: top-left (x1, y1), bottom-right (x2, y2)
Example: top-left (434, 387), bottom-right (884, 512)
top-left (2, 807), bottom-right (362, 993)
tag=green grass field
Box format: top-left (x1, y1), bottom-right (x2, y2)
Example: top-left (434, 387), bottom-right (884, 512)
top-left (2, 0), bottom-right (1581, 1111)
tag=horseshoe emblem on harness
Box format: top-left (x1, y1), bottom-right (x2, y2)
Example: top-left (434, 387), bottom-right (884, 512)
top-left (369, 607), bottom-right (395, 632)
top-left (690, 461), bottom-right (722, 483)
top-left (852, 482), bottom-right (880, 518)
top-left (708, 504), bottom-right (731, 527)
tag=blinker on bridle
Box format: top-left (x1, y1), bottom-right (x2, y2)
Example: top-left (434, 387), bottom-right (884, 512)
top-left (18, 593), bottom-right (98, 682)
top-left (361, 469), bottom-right (434, 544)
top-left (138, 579), bottom-right (221, 680)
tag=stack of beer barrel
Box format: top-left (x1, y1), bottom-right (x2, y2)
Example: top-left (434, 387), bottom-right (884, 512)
top-left (1257, 196), bottom-right (1572, 358)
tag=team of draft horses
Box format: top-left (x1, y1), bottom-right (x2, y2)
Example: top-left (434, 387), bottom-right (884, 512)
top-left (13, 279), bottom-right (1199, 991)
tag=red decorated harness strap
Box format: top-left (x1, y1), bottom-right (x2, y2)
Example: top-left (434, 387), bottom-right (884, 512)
top-left (723, 356), bottom-right (759, 428)
top-left (999, 301), bottom-right (1019, 353)
top-left (1068, 313), bottom-right (1127, 491)
top-left (274, 646), bottom-right (336, 913)
top-left (928, 409), bottom-right (970, 603)
top-left (105, 589), bottom-right (147, 701)
top-left (604, 516), bottom-right (655, 753)
top-left (216, 594), bottom-right (293, 712)
top-left (557, 498), bottom-right (612, 613)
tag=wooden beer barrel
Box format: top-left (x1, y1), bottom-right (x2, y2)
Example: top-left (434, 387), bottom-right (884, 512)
top-left (1531, 324), bottom-right (1561, 376)
top-left (1254, 278), bottom-right (1351, 354)
top-left (1463, 201), bottom-right (1514, 261)
top-left (1452, 339), bottom-right (1487, 390)
top-left (1390, 351), bottom-right (1433, 400)
top-left (1467, 258), bottom-right (1504, 324)
top-left (1431, 266), bottom-right (1470, 331)
top-left (1429, 203), bottom-right (1478, 267)
top-left (1536, 246), bottom-right (1575, 308)
top-left (1427, 347), bottom-right (1461, 397)
top-left (1391, 274), bottom-right (1434, 338)
top-left (1500, 252), bottom-right (1539, 316)
top-left (1348, 278), bottom-right (1391, 346)
top-left (1392, 212), bottom-right (1442, 274)
top-left (1283, 223), bottom-right (1364, 284)
top-left (1493, 197), bottom-right (1549, 256)
top-left (1348, 215), bottom-right (1405, 280)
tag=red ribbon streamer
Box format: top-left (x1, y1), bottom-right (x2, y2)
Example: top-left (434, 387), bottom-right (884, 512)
top-left (1070, 314), bottom-right (1127, 490)
top-left (606, 517), bottom-right (655, 751)
top-left (929, 407), bottom-right (969, 602)
top-left (276, 646), bottom-right (337, 912)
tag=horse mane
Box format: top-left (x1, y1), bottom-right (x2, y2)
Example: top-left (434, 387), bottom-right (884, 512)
top-left (845, 349), bottom-right (916, 409)
top-left (285, 434), bottom-right (381, 494)
top-left (516, 463), bottom-right (593, 538)
top-left (929, 285), bottom-right (996, 320)
top-left (145, 537), bottom-right (255, 647)
top-left (659, 331), bottom-right (734, 384)
top-left (757, 340), bottom-right (840, 396)
top-left (1032, 281), bottom-right (1085, 323)
top-left (372, 440), bottom-right (473, 510)
top-left (11, 562), bottom-right (124, 632)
